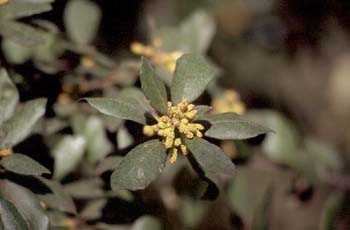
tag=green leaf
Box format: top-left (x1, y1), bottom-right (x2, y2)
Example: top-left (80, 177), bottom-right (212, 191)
top-left (80, 198), bottom-right (107, 220)
top-left (118, 87), bottom-right (153, 115)
top-left (0, 1), bottom-right (52, 20)
top-left (0, 180), bottom-right (49, 230)
top-left (171, 54), bottom-right (215, 104)
top-left (52, 135), bottom-right (86, 180)
top-left (64, 0), bottom-right (101, 45)
top-left (0, 98), bottom-right (47, 149)
top-left (117, 125), bottom-right (134, 150)
top-left (185, 137), bottom-right (234, 185)
top-left (1, 39), bottom-right (32, 64)
top-left (140, 57), bottom-right (168, 114)
top-left (0, 68), bottom-right (19, 126)
top-left (0, 21), bottom-right (46, 47)
top-left (95, 156), bottom-right (123, 175)
top-left (84, 97), bottom-right (148, 125)
top-left (131, 215), bottom-right (162, 230)
top-left (63, 178), bottom-right (104, 199)
top-left (194, 105), bottom-right (211, 119)
top-left (111, 140), bottom-right (167, 191)
top-left (0, 153), bottom-right (50, 175)
top-left (319, 192), bottom-right (343, 230)
top-left (35, 176), bottom-right (77, 214)
top-left (0, 197), bottom-right (29, 230)
top-left (202, 113), bottom-right (272, 140)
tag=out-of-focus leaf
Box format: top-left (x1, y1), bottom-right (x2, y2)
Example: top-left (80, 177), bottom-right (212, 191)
top-left (228, 167), bottom-right (275, 227)
top-left (0, 98), bottom-right (47, 149)
top-left (179, 197), bottom-right (208, 228)
top-left (64, 0), bottom-right (101, 45)
top-left (95, 156), bottom-right (123, 175)
top-left (80, 198), bottom-right (107, 220)
top-left (35, 176), bottom-right (77, 214)
top-left (319, 192), bottom-right (343, 230)
top-left (131, 215), bottom-right (162, 230)
top-left (171, 54), bottom-right (215, 104)
top-left (84, 97), bottom-right (148, 125)
top-left (0, 197), bottom-right (29, 230)
top-left (52, 135), bottom-right (86, 180)
top-left (0, 153), bottom-right (50, 175)
top-left (72, 115), bottom-right (112, 163)
top-left (1, 39), bottom-right (32, 64)
top-left (140, 57), bottom-right (168, 114)
top-left (0, 180), bottom-right (49, 230)
top-left (117, 126), bottom-right (134, 150)
top-left (0, 68), bottom-right (19, 125)
top-left (0, 21), bottom-right (46, 47)
top-left (63, 178), bottom-right (104, 199)
top-left (201, 113), bottom-right (272, 140)
top-left (185, 137), bottom-right (234, 185)
top-left (158, 10), bottom-right (215, 54)
top-left (0, 0), bottom-right (52, 20)
top-left (111, 140), bottom-right (167, 191)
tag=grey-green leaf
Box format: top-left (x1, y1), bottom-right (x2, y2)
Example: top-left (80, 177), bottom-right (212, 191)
top-left (0, 153), bottom-right (50, 175)
top-left (131, 215), bottom-right (163, 230)
top-left (64, 0), bottom-right (101, 45)
top-left (52, 135), bottom-right (86, 180)
top-left (84, 97), bottom-right (147, 125)
top-left (0, 197), bottom-right (29, 230)
top-left (185, 137), bottom-right (234, 185)
top-left (0, 68), bottom-right (19, 126)
top-left (0, 1), bottom-right (52, 20)
top-left (35, 176), bottom-right (77, 214)
top-left (0, 21), bottom-right (46, 47)
top-left (0, 180), bottom-right (49, 230)
top-left (140, 57), bottom-right (168, 114)
top-left (171, 54), bottom-right (215, 104)
top-left (194, 105), bottom-right (211, 119)
top-left (0, 98), bottom-right (47, 149)
top-left (202, 113), bottom-right (272, 140)
top-left (111, 140), bottom-right (167, 191)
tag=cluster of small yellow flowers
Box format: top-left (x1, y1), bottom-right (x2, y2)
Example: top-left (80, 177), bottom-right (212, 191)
top-left (0, 0), bottom-right (8, 5)
top-left (0, 149), bottom-right (13, 157)
top-left (130, 39), bottom-right (183, 73)
top-left (211, 90), bottom-right (245, 115)
top-left (143, 100), bottom-right (204, 163)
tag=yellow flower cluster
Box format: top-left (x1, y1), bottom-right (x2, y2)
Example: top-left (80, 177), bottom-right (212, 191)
top-left (0, 149), bottom-right (12, 157)
top-left (211, 90), bottom-right (245, 115)
top-left (143, 100), bottom-right (204, 163)
top-left (130, 39), bottom-right (183, 73)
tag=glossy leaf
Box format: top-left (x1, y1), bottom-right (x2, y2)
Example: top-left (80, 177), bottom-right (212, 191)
top-left (111, 140), bottom-right (167, 191)
top-left (0, 68), bottom-right (19, 126)
top-left (52, 135), bottom-right (86, 180)
top-left (185, 137), bottom-right (234, 185)
top-left (0, 197), bottom-right (29, 230)
top-left (0, 180), bottom-right (49, 230)
top-left (84, 97), bottom-right (148, 125)
top-left (0, 1), bottom-right (52, 20)
top-left (0, 98), bottom-right (47, 149)
top-left (64, 0), bottom-right (101, 45)
top-left (202, 113), bottom-right (272, 140)
top-left (0, 153), bottom-right (50, 175)
top-left (0, 21), bottom-right (46, 47)
top-left (140, 57), bottom-right (168, 114)
top-left (171, 54), bottom-right (215, 104)
top-left (35, 176), bottom-right (76, 214)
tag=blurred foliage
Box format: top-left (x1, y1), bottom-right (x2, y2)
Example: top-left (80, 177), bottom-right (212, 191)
top-left (1, 0), bottom-right (350, 229)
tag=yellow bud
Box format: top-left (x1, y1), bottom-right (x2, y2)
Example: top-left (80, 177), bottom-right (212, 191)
top-left (170, 148), bottom-right (178, 164)
top-left (158, 130), bottom-right (165, 136)
top-left (186, 132), bottom-right (194, 139)
top-left (195, 123), bottom-right (204, 130)
top-left (130, 42), bottom-right (146, 55)
top-left (174, 138), bottom-right (182, 147)
top-left (178, 123), bottom-right (187, 133)
top-left (196, 130), bottom-right (203, 138)
top-left (167, 102), bottom-right (173, 108)
top-left (143, 125), bottom-right (155, 136)
top-left (158, 122), bottom-right (167, 129)
top-left (188, 124), bottom-right (197, 132)
top-left (185, 110), bottom-right (197, 120)
top-left (181, 118), bottom-right (189, 124)
top-left (187, 104), bottom-right (195, 111)
top-left (164, 137), bottom-right (174, 149)
top-left (0, 149), bottom-right (13, 157)
top-left (180, 145), bottom-right (188, 155)
top-left (0, 0), bottom-right (8, 5)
